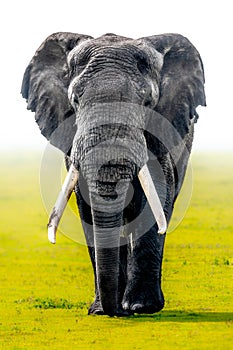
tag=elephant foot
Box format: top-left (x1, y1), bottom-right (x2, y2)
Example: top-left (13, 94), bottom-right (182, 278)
top-left (122, 301), bottom-right (164, 314)
top-left (115, 307), bottom-right (134, 317)
top-left (88, 297), bottom-right (104, 315)
top-left (88, 298), bottom-right (133, 316)
top-left (122, 280), bottom-right (165, 314)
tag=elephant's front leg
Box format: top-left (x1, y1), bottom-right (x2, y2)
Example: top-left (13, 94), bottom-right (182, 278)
top-left (122, 174), bottom-right (168, 314)
top-left (122, 156), bottom-right (175, 314)
top-left (123, 226), bottom-right (166, 314)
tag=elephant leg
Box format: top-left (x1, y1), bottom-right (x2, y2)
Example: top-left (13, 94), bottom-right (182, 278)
top-left (122, 172), bottom-right (171, 314)
top-left (123, 225), bottom-right (166, 314)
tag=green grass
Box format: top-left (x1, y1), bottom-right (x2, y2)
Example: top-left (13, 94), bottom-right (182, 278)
top-left (0, 151), bottom-right (232, 349)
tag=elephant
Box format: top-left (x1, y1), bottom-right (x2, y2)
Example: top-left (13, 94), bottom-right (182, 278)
top-left (21, 32), bottom-right (206, 316)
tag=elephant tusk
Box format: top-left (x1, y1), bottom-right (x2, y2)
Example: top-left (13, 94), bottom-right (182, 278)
top-left (138, 164), bottom-right (167, 234)
top-left (47, 164), bottom-right (79, 244)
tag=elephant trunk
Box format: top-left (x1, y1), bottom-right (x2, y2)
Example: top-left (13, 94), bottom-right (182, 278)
top-left (90, 180), bottom-right (130, 316)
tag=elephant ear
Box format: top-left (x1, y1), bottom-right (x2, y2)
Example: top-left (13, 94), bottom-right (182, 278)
top-left (143, 34), bottom-right (206, 140)
top-left (21, 32), bottom-right (92, 153)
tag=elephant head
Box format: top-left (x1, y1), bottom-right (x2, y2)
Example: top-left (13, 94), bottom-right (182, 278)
top-left (21, 32), bottom-right (205, 316)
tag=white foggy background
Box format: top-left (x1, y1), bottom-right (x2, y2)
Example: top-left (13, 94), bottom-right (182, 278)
top-left (1, 0), bottom-right (232, 152)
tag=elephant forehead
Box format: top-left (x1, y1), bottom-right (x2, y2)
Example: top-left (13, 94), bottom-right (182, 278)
top-left (68, 38), bottom-right (148, 65)
top-left (67, 37), bottom-right (163, 78)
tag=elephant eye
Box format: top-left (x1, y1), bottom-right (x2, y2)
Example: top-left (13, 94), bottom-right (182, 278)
top-left (69, 51), bottom-right (91, 77)
top-left (135, 54), bottom-right (150, 75)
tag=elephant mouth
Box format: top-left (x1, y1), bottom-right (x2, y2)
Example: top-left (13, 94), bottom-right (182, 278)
top-left (96, 159), bottom-right (137, 201)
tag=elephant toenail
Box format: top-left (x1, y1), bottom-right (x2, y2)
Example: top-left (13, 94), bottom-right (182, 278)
top-left (131, 303), bottom-right (143, 311)
top-left (122, 302), bottom-right (129, 310)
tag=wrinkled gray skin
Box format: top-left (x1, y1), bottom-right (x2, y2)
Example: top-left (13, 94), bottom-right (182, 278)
top-left (21, 32), bottom-right (205, 316)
